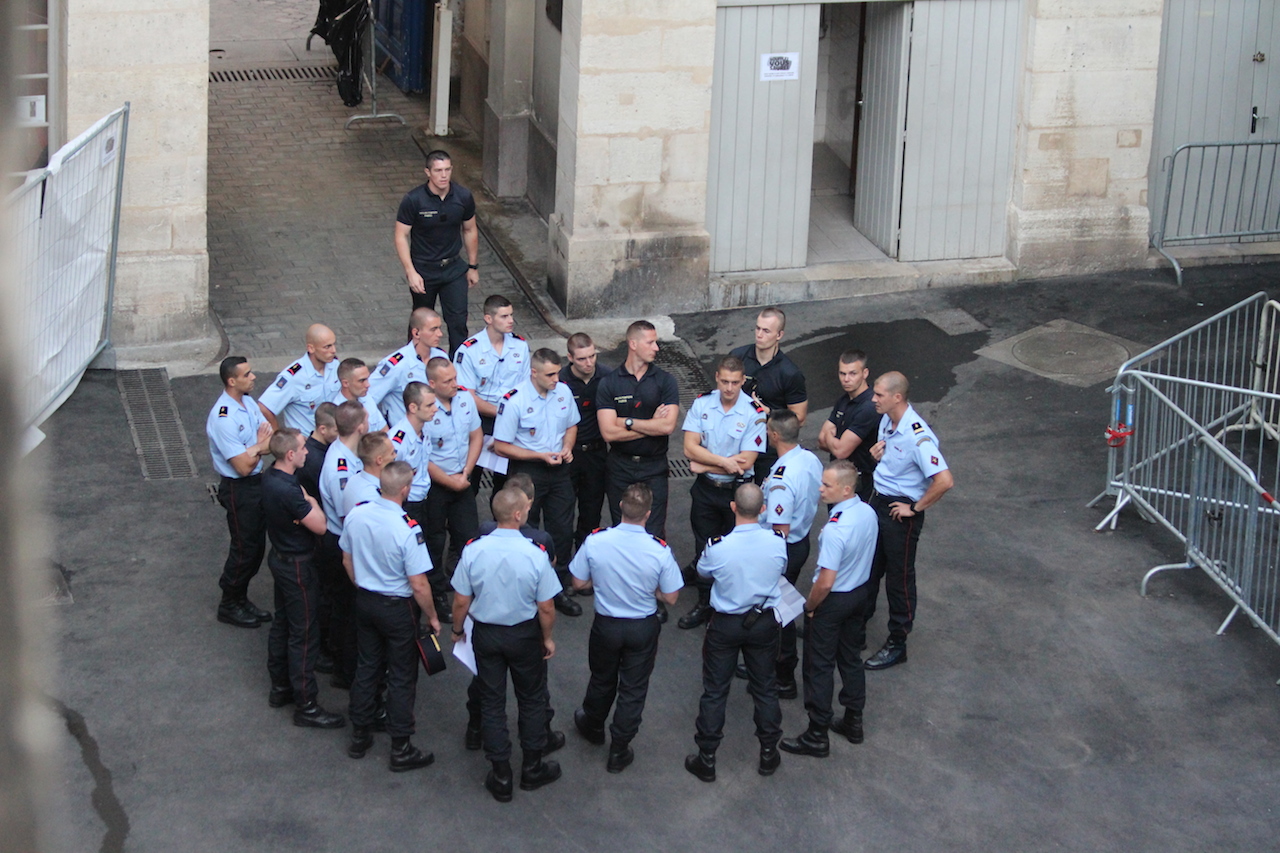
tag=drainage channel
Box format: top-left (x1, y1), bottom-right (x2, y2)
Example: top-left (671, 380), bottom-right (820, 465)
top-left (117, 369), bottom-right (198, 480)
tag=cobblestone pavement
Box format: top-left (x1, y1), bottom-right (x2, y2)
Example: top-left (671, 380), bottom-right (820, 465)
top-left (207, 1), bottom-right (549, 369)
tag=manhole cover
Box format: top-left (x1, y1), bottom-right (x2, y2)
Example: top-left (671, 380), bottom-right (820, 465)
top-left (976, 319), bottom-right (1146, 388)
top-left (1011, 331), bottom-right (1130, 376)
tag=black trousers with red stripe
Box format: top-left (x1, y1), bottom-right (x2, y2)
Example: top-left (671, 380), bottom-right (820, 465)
top-left (267, 548), bottom-right (322, 706)
top-left (217, 474), bottom-right (266, 601)
top-left (350, 588), bottom-right (421, 738)
top-left (866, 495), bottom-right (925, 643)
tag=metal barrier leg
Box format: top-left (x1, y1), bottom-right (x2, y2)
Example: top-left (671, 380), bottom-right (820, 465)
top-left (1216, 604), bottom-right (1240, 635)
top-left (1154, 244), bottom-right (1185, 287)
top-left (1095, 493), bottom-right (1131, 531)
top-left (1140, 561), bottom-right (1194, 596)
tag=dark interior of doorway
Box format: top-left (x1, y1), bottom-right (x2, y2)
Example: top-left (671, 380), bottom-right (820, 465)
top-left (809, 2), bottom-right (889, 265)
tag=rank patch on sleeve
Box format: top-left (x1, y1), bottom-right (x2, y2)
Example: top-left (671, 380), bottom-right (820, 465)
top-left (379, 363), bottom-right (391, 376)
top-left (416, 531), bottom-right (425, 545)
top-left (931, 455), bottom-right (939, 465)
top-left (337, 458), bottom-right (349, 472)
top-left (912, 422), bottom-right (924, 433)
top-left (275, 377), bottom-right (287, 389)
top-left (287, 362), bottom-right (303, 376)
top-left (392, 430), bottom-right (405, 444)
top-left (218, 406), bottom-right (228, 417)
top-left (755, 435), bottom-right (763, 446)
top-left (774, 504), bottom-right (784, 515)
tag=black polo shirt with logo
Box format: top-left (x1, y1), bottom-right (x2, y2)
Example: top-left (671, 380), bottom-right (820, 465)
top-left (729, 344), bottom-right (807, 411)
top-left (828, 387), bottom-right (878, 475)
top-left (595, 362), bottom-right (680, 457)
top-left (395, 182), bottom-right (477, 268)
top-left (262, 466), bottom-right (317, 556)
top-left (560, 362), bottom-right (604, 444)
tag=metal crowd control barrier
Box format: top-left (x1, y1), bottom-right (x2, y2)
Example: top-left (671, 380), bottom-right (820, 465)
top-left (1091, 291), bottom-right (1280, 657)
top-left (1153, 140), bottom-right (1280, 286)
top-left (6, 105), bottom-right (129, 433)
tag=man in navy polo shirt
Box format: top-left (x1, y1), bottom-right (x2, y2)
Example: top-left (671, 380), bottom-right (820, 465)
top-left (394, 149), bottom-right (479, 355)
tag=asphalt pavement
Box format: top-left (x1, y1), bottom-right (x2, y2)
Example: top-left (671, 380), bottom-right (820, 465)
top-left (33, 260), bottom-right (1280, 852)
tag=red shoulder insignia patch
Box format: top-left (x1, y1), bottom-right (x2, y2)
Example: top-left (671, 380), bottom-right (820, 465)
top-left (402, 513), bottom-right (420, 529)
top-left (336, 458), bottom-right (349, 472)
top-left (388, 352), bottom-right (405, 366)
top-left (457, 385), bottom-right (468, 392)
top-left (461, 338), bottom-right (478, 348)
top-left (754, 403), bottom-right (768, 414)
top-left (286, 362), bottom-right (303, 375)
top-left (651, 534), bottom-right (667, 546)
top-left (391, 430), bottom-right (405, 444)
top-left (502, 388), bottom-right (519, 400)
top-left (589, 527), bottom-right (605, 536)
top-left (536, 541), bottom-right (548, 552)
top-left (512, 333), bottom-right (526, 341)
top-left (829, 511), bottom-right (843, 523)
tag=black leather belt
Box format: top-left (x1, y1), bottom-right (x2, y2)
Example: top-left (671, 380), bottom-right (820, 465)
top-left (613, 452), bottom-right (665, 463)
top-left (869, 489), bottom-right (913, 505)
top-left (423, 254), bottom-right (462, 268)
top-left (698, 474), bottom-right (749, 490)
top-left (576, 440), bottom-right (606, 452)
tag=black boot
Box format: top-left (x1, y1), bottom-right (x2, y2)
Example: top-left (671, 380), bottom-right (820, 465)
top-left (348, 725), bottom-right (373, 759)
top-left (293, 702), bottom-right (345, 729)
top-left (543, 725), bottom-right (566, 755)
top-left (485, 760), bottom-right (513, 803)
top-left (268, 685), bottom-right (294, 708)
top-left (240, 597), bottom-right (272, 622)
top-left (433, 591), bottom-right (452, 624)
top-left (389, 737), bottom-right (435, 772)
top-left (829, 708), bottom-right (864, 744)
top-left (684, 749), bottom-right (716, 782)
top-left (678, 600), bottom-right (713, 630)
top-left (553, 591), bottom-right (582, 617)
top-left (779, 722), bottom-right (830, 758)
top-left (519, 750), bottom-right (562, 791)
top-left (216, 598), bottom-right (260, 629)
top-left (573, 708), bottom-right (605, 745)
top-left (758, 743), bottom-right (781, 776)
top-left (864, 640), bottom-right (907, 671)
top-left (606, 741), bottom-right (634, 774)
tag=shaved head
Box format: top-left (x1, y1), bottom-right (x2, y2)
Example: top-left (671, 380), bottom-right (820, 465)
top-left (876, 371), bottom-right (909, 398)
top-left (492, 487), bottom-right (529, 524)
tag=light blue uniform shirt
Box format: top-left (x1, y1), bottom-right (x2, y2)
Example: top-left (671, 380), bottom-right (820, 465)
top-left (872, 403), bottom-right (949, 501)
top-left (569, 523), bottom-right (683, 619)
top-left (454, 332), bottom-right (530, 404)
top-left (815, 496), bottom-right (878, 592)
top-left (206, 391), bottom-right (265, 478)
top-left (453, 528), bottom-right (561, 625)
top-left (425, 392), bottom-right (482, 474)
top-left (762, 445), bottom-right (823, 543)
top-left (319, 440), bottom-right (362, 535)
top-left (340, 498), bottom-right (431, 597)
top-left (697, 523), bottom-right (787, 615)
top-left (682, 391), bottom-right (768, 483)
top-left (331, 389), bottom-right (389, 433)
top-left (493, 378), bottom-right (580, 454)
top-left (342, 470), bottom-right (382, 519)
top-left (366, 342), bottom-right (448, 424)
top-left (387, 417), bottom-right (431, 502)
top-left (258, 355), bottom-right (340, 432)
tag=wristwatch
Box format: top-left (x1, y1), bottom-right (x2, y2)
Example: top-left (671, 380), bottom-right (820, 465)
top-left (467, 263), bottom-right (478, 270)
top-left (909, 501), bottom-right (919, 513)
top-left (625, 418), bottom-right (635, 431)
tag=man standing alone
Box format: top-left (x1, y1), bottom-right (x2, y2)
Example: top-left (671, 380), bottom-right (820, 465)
top-left (394, 150), bottom-right (479, 355)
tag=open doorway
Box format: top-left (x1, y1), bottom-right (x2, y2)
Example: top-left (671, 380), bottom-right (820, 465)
top-left (810, 2), bottom-right (892, 264)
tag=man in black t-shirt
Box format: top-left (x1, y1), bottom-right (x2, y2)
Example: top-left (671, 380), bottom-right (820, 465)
top-left (394, 150), bottom-right (479, 356)
top-left (729, 307), bottom-right (808, 484)
top-left (297, 402), bottom-right (338, 503)
top-left (595, 321), bottom-right (680, 540)
top-left (561, 332), bottom-right (607, 557)
top-left (817, 350), bottom-right (877, 501)
top-left (262, 428), bottom-right (345, 729)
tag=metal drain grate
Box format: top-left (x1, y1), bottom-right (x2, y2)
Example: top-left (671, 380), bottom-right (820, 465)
top-left (654, 343), bottom-right (710, 410)
top-left (118, 369), bottom-right (199, 480)
top-left (667, 457), bottom-right (695, 480)
top-left (209, 66), bottom-right (338, 84)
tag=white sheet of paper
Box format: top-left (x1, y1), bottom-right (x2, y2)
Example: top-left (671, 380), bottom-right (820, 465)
top-left (477, 435), bottom-right (509, 475)
top-left (451, 616), bottom-right (478, 675)
top-left (774, 578), bottom-right (806, 626)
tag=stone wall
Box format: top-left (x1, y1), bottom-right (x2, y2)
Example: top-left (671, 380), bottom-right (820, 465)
top-left (547, 0), bottom-right (715, 317)
top-left (1009, 0), bottom-right (1164, 276)
top-left (63, 0), bottom-right (219, 362)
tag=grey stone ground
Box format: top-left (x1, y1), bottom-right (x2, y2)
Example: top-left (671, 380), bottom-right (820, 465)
top-left (27, 0), bottom-right (1280, 850)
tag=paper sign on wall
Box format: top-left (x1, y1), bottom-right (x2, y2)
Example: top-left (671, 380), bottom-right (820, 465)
top-left (760, 52), bottom-right (800, 81)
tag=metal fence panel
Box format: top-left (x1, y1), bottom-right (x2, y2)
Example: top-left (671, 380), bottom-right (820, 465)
top-left (1094, 292), bottom-right (1280, 656)
top-left (6, 105), bottom-right (128, 431)
top-left (1154, 140), bottom-right (1280, 285)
